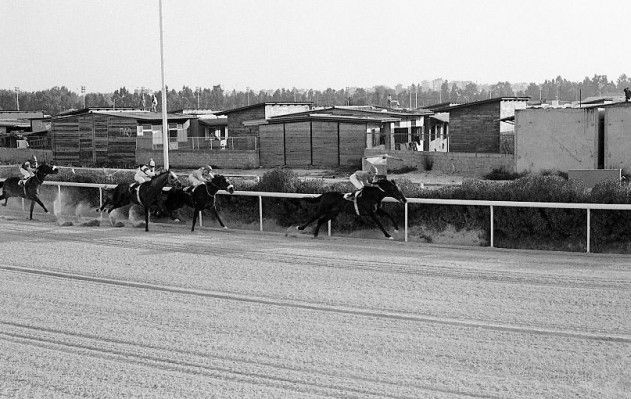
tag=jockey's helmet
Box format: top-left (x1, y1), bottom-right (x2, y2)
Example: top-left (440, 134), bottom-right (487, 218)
top-left (149, 159), bottom-right (156, 167)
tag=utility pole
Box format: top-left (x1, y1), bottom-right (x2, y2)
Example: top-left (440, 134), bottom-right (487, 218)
top-left (158, 0), bottom-right (169, 169)
top-left (14, 87), bottom-right (19, 111)
top-left (81, 86), bottom-right (86, 108)
top-left (196, 87), bottom-right (201, 109)
top-left (415, 85), bottom-right (418, 108)
top-left (246, 87), bottom-right (250, 105)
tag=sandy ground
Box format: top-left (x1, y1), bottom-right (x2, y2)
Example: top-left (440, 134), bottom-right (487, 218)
top-left (0, 215), bottom-right (629, 398)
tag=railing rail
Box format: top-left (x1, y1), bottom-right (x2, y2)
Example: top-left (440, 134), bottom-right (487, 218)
top-left (3, 179), bottom-right (631, 253)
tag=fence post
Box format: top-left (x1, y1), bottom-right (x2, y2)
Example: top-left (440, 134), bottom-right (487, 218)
top-left (586, 208), bottom-right (591, 253)
top-left (404, 202), bottom-right (408, 242)
top-left (199, 211), bottom-right (203, 227)
top-left (57, 184), bottom-right (62, 216)
top-left (99, 187), bottom-right (103, 210)
top-left (328, 220), bottom-right (331, 236)
top-left (490, 205), bottom-right (494, 248)
top-left (259, 195), bottom-right (263, 231)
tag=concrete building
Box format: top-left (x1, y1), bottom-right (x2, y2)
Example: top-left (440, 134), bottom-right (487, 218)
top-left (514, 108), bottom-right (600, 173)
top-left (603, 102), bottom-right (631, 171)
top-left (515, 102), bottom-right (631, 174)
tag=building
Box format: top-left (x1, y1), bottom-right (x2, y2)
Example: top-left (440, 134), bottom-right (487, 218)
top-left (515, 107), bottom-right (601, 172)
top-left (247, 106), bottom-right (432, 168)
top-left (50, 108), bottom-right (194, 167)
top-left (431, 97), bottom-right (529, 153)
top-left (0, 111), bottom-right (48, 148)
top-left (515, 102), bottom-right (631, 174)
top-left (215, 102), bottom-right (313, 150)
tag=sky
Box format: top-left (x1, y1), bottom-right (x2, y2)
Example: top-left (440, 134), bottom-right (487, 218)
top-left (2, 0), bottom-right (631, 93)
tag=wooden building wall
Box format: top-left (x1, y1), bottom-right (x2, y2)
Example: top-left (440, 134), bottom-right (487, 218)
top-left (52, 114), bottom-right (137, 167)
top-left (259, 120), bottom-right (368, 168)
top-left (449, 102), bottom-right (500, 153)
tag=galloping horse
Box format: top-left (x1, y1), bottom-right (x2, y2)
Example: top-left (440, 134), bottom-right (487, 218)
top-left (0, 163), bottom-right (59, 219)
top-left (298, 179), bottom-right (407, 239)
top-left (160, 175), bottom-right (234, 232)
top-left (98, 170), bottom-right (179, 231)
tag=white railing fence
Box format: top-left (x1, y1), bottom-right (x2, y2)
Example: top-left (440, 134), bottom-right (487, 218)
top-left (3, 179), bottom-right (631, 253)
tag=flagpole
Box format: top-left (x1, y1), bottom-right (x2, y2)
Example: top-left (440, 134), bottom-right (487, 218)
top-left (158, 0), bottom-right (170, 170)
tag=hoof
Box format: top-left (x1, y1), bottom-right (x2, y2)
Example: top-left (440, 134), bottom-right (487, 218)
top-left (393, 229), bottom-right (399, 233)
top-left (113, 221), bottom-right (125, 228)
top-left (58, 221), bottom-right (73, 227)
top-left (387, 236), bottom-right (394, 240)
top-left (297, 226), bottom-right (304, 231)
top-left (223, 226), bottom-right (228, 229)
top-left (173, 218), bottom-right (181, 223)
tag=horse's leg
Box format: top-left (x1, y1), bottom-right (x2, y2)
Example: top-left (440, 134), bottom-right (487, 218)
top-left (191, 208), bottom-right (199, 232)
top-left (29, 200), bottom-right (35, 220)
top-left (210, 206), bottom-right (227, 228)
top-left (376, 208), bottom-right (399, 232)
top-left (368, 212), bottom-right (392, 239)
top-left (0, 194), bottom-right (5, 205)
top-left (312, 216), bottom-right (330, 238)
top-left (298, 213), bottom-right (321, 231)
top-left (97, 198), bottom-right (111, 213)
top-left (144, 206), bottom-right (149, 232)
top-left (33, 197), bottom-right (49, 214)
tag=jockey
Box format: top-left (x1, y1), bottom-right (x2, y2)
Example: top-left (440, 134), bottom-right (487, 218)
top-left (349, 155), bottom-right (389, 190)
top-left (188, 165), bottom-right (214, 189)
top-left (18, 156), bottom-right (38, 185)
top-left (134, 158), bottom-right (157, 184)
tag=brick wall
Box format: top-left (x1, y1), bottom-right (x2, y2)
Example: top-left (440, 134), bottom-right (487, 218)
top-left (226, 107), bottom-right (266, 137)
top-left (136, 149), bottom-right (259, 169)
top-left (449, 102), bottom-right (500, 153)
top-left (365, 148), bottom-right (515, 177)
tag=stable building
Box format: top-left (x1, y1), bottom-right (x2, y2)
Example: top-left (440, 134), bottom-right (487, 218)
top-left (215, 102), bottom-right (313, 150)
top-left (431, 97), bottom-right (529, 153)
top-left (247, 110), bottom-right (399, 168)
top-left (50, 108), bottom-right (194, 167)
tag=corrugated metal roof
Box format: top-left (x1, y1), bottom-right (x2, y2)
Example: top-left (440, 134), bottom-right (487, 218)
top-left (257, 112), bottom-right (399, 125)
top-left (215, 102), bottom-right (313, 115)
top-left (94, 111), bottom-right (193, 121)
top-left (431, 97), bottom-right (530, 112)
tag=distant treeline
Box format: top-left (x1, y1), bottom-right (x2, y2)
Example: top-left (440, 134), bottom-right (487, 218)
top-left (2, 74), bottom-right (630, 116)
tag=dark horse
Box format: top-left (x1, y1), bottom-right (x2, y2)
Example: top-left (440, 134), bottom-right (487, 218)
top-left (298, 179), bottom-right (407, 239)
top-left (160, 175), bottom-right (234, 232)
top-left (98, 170), bottom-right (179, 231)
top-left (0, 163), bottom-right (59, 219)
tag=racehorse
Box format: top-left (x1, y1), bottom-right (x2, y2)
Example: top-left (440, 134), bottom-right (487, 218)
top-left (98, 170), bottom-right (179, 231)
top-left (298, 179), bottom-right (407, 239)
top-left (160, 174), bottom-right (234, 232)
top-left (0, 163), bottom-right (59, 219)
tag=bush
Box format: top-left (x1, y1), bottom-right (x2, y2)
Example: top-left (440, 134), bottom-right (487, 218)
top-left (484, 168), bottom-right (526, 181)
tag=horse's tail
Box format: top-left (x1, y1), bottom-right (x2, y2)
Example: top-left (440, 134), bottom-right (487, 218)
top-left (0, 181), bottom-right (3, 189)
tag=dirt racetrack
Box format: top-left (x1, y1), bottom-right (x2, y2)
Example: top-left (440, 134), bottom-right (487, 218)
top-left (0, 213), bottom-right (629, 398)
